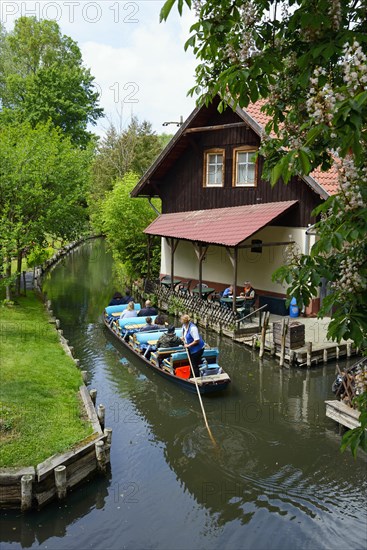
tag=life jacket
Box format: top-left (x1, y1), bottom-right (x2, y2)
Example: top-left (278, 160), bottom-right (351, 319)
top-left (183, 322), bottom-right (205, 354)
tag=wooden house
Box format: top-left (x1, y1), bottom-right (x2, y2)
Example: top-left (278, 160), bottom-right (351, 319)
top-left (131, 96), bottom-right (338, 314)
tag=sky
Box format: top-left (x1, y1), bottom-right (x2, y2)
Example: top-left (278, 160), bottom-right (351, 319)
top-left (1, 1), bottom-right (198, 136)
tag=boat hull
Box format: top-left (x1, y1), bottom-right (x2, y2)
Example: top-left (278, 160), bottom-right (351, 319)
top-left (103, 317), bottom-right (230, 395)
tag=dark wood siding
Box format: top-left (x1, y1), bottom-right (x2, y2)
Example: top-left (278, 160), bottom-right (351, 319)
top-left (156, 99), bottom-right (323, 227)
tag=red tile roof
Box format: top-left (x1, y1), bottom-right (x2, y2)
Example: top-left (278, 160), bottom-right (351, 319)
top-left (244, 102), bottom-right (339, 195)
top-left (144, 201), bottom-right (298, 247)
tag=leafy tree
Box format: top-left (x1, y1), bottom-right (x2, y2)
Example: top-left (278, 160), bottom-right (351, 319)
top-left (100, 172), bottom-right (161, 281)
top-left (89, 117), bottom-right (169, 231)
top-left (160, 0), bottom-right (367, 455)
top-left (0, 121), bottom-right (92, 298)
top-left (0, 17), bottom-right (102, 146)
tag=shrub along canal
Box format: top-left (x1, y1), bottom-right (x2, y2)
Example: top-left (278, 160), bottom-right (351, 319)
top-left (1, 239), bottom-right (366, 550)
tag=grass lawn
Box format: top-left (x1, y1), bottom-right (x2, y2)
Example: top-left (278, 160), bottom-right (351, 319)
top-left (0, 292), bottom-right (93, 467)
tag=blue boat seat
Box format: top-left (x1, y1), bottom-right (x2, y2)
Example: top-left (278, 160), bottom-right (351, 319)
top-left (119, 316), bottom-right (157, 330)
top-left (135, 328), bottom-right (182, 346)
top-left (171, 347), bottom-right (219, 363)
top-left (105, 303), bottom-right (141, 316)
top-left (200, 363), bottom-right (222, 376)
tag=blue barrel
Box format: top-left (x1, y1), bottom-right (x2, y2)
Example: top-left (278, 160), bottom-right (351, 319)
top-left (289, 297), bottom-right (299, 318)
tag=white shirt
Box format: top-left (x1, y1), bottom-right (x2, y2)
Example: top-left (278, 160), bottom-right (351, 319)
top-left (120, 309), bottom-right (136, 319)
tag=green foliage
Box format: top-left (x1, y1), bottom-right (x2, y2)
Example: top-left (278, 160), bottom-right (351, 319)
top-left (0, 17), bottom-right (102, 146)
top-left (0, 121), bottom-right (93, 294)
top-left (340, 393), bottom-right (367, 458)
top-left (89, 117), bottom-right (166, 232)
top-left (100, 172), bottom-right (161, 280)
top-left (167, 295), bottom-right (185, 314)
top-left (26, 246), bottom-right (52, 269)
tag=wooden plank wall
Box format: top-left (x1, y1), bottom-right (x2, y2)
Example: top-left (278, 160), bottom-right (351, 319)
top-left (159, 105), bottom-right (322, 226)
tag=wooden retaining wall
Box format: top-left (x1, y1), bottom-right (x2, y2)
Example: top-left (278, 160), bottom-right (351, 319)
top-left (0, 386), bottom-right (111, 510)
top-left (0, 236), bottom-right (111, 511)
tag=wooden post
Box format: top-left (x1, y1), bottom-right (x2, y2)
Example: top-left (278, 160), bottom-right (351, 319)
top-left (346, 342), bottom-right (352, 358)
top-left (279, 318), bottom-right (288, 368)
top-left (270, 341), bottom-right (276, 356)
top-left (198, 243), bottom-right (203, 297)
top-left (81, 370), bottom-right (88, 384)
top-left (21, 474), bottom-right (33, 511)
top-left (54, 465), bottom-right (67, 500)
top-left (97, 404), bottom-right (105, 429)
top-left (323, 348), bottom-right (328, 363)
top-left (225, 247), bottom-right (239, 313)
top-left (146, 235), bottom-right (152, 284)
top-left (289, 350), bottom-right (296, 366)
top-left (306, 341), bottom-right (312, 367)
top-left (194, 243), bottom-right (209, 299)
top-left (89, 389), bottom-right (97, 405)
top-left (259, 311), bottom-right (270, 359)
top-left (104, 427), bottom-right (112, 445)
top-left (95, 440), bottom-right (107, 472)
top-left (252, 335), bottom-right (257, 350)
top-left (336, 346), bottom-right (340, 360)
top-left (104, 428), bottom-right (112, 463)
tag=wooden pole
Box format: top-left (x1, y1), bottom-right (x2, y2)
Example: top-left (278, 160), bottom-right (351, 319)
top-left (146, 235), bottom-right (151, 283)
top-left (323, 348), bottom-right (328, 363)
top-left (21, 474), bottom-right (33, 512)
top-left (104, 428), bottom-right (112, 462)
top-left (186, 350), bottom-right (216, 447)
top-left (89, 389), bottom-right (97, 405)
top-left (97, 404), bottom-right (105, 429)
top-left (252, 335), bottom-right (257, 350)
top-left (336, 346), bottom-right (340, 360)
top-left (54, 465), bottom-right (67, 500)
top-left (346, 342), bottom-right (352, 358)
top-left (306, 341), bottom-right (312, 367)
top-left (279, 318), bottom-right (288, 368)
top-left (232, 247), bottom-right (238, 314)
top-left (95, 440), bottom-right (107, 472)
top-left (198, 243), bottom-right (203, 297)
top-left (259, 311), bottom-right (270, 358)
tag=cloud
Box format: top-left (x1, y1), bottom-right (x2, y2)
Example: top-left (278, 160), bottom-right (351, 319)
top-left (1, 1), bottom-right (199, 135)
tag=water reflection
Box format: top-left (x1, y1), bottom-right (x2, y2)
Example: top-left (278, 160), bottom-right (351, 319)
top-left (2, 239), bottom-right (366, 550)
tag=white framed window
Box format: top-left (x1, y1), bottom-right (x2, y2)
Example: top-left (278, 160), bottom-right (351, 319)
top-left (204, 149), bottom-right (225, 187)
top-left (233, 147), bottom-right (257, 187)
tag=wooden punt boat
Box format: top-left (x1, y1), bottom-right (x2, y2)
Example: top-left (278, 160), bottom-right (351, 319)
top-left (103, 304), bottom-right (231, 395)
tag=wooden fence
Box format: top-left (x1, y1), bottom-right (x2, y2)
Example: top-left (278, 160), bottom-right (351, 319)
top-left (140, 280), bottom-right (256, 336)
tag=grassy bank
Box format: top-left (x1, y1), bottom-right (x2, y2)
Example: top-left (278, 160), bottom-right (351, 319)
top-left (0, 292), bottom-right (93, 467)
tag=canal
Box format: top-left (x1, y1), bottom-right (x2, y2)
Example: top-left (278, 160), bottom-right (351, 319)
top-left (1, 239), bottom-right (366, 550)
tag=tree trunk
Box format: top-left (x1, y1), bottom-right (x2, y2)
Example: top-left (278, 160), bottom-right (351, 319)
top-left (15, 249), bottom-right (23, 296)
top-left (5, 259), bottom-right (11, 301)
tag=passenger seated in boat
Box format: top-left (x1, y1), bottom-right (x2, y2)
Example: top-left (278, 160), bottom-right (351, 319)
top-left (156, 325), bottom-right (183, 349)
top-left (155, 313), bottom-right (168, 328)
top-left (108, 292), bottom-right (125, 306)
top-left (139, 317), bottom-right (159, 332)
top-left (120, 301), bottom-right (136, 319)
top-left (121, 289), bottom-right (134, 304)
top-left (138, 300), bottom-right (158, 317)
